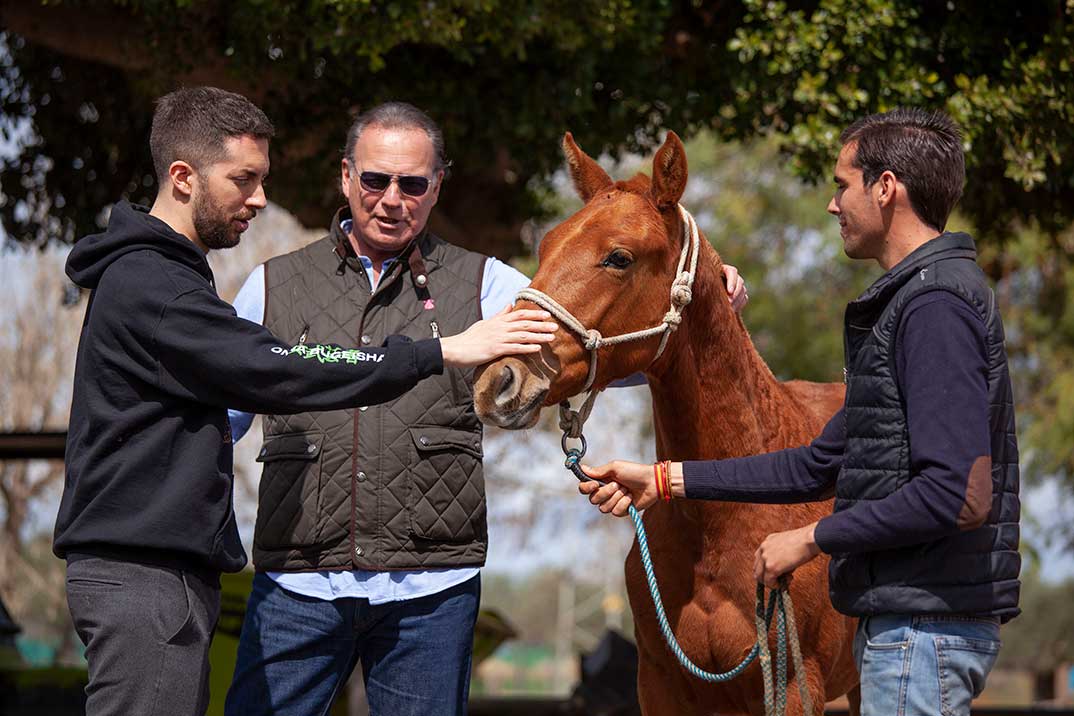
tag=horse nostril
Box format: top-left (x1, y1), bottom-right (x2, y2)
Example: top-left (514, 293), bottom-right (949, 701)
top-left (494, 365), bottom-right (517, 407)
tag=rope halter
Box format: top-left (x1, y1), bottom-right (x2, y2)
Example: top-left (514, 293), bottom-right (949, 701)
top-left (515, 204), bottom-right (701, 446)
top-left (515, 204), bottom-right (702, 398)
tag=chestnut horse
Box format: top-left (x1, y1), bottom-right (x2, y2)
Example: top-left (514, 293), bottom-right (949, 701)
top-left (473, 132), bottom-right (860, 715)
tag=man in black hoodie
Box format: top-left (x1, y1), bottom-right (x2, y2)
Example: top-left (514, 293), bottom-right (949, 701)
top-left (53, 86), bottom-right (556, 716)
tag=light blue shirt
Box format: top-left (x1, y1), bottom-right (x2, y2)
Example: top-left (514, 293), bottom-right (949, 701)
top-left (228, 231), bottom-right (530, 604)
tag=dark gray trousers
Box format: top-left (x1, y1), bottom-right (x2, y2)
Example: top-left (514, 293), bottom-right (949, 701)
top-left (65, 556), bottom-right (221, 716)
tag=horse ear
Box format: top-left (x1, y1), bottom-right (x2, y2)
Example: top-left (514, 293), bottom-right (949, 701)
top-left (650, 131), bottom-right (688, 210)
top-left (563, 132), bottom-right (613, 203)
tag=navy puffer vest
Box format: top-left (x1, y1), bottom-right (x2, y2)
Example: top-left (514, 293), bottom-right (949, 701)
top-left (829, 232), bottom-right (1020, 622)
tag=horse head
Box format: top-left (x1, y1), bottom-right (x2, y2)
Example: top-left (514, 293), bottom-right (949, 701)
top-left (475, 130), bottom-right (709, 429)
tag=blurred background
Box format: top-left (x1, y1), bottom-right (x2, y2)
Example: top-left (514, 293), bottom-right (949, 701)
top-left (2, 1), bottom-right (1073, 713)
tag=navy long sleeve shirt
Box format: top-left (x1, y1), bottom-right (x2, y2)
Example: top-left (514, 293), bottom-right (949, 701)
top-left (683, 291), bottom-right (991, 555)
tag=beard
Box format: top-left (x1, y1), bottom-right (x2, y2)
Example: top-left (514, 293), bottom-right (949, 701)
top-left (192, 190), bottom-right (254, 250)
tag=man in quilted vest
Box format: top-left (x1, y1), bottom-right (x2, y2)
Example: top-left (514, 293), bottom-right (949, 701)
top-left (580, 108), bottom-right (1021, 716)
top-left (224, 102), bottom-right (748, 715)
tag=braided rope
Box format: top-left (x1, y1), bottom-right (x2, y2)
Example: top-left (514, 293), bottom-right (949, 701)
top-left (627, 499), bottom-right (813, 716)
top-left (558, 392), bottom-right (600, 439)
top-left (782, 589), bottom-right (816, 715)
top-left (572, 447), bottom-right (806, 708)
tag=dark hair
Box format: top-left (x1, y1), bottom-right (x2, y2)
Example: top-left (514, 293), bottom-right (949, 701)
top-left (840, 108), bottom-right (965, 232)
top-left (150, 87), bottom-right (274, 182)
top-left (343, 102), bottom-right (451, 176)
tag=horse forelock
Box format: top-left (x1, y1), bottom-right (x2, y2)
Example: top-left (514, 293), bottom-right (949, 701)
top-left (615, 172), bottom-right (651, 194)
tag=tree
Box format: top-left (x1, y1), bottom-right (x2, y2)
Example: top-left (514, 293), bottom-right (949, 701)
top-left (995, 566), bottom-right (1074, 701)
top-left (0, 249), bottom-right (83, 655)
top-left (3, 1), bottom-right (1072, 255)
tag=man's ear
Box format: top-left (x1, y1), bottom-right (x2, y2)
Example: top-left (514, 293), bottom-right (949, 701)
top-left (875, 170), bottom-right (898, 208)
top-left (341, 158), bottom-right (354, 197)
top-left (430, 168), bottom-right (445, 201)
top-left (168, 161), bottom-right (196, 199)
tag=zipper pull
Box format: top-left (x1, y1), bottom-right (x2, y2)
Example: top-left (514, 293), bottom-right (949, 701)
top-left (298, 325), bottom-right (309, 345)
top-left (430, 321), bottom-right (440, 339)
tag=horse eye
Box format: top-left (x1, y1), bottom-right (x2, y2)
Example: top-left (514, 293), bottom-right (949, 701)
top-left (602, 250), bottom-right (633, 270)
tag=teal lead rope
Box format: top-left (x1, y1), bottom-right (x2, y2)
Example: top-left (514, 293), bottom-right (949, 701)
top-left (564, 446), bottom-right (815, 716)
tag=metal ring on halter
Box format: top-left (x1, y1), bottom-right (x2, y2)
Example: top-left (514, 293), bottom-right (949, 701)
top-left (560, 431), bottom-right (587, 459)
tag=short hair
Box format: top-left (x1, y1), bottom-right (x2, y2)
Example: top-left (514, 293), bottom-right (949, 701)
top-left (150, 87), bottom-right (274, 182)
top-left (840, 108), bottom-right (965, 232)
top-left (343, 102), bottom-right (451, 176)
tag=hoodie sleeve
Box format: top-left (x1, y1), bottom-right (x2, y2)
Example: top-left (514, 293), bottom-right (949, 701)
top-left (153, 285), bottom-right (443, 414)
top-left (227, 265), bottom-right (266, 442)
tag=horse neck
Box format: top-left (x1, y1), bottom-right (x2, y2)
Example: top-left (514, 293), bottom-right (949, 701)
top-left (646, 241), bottom-right (788, 462)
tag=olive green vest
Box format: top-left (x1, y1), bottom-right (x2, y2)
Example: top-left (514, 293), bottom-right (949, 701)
top-left (253, 208), bottom-right (488, 571)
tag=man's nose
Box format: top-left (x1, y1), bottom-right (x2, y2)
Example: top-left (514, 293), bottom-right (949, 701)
top-left (826, 196), bottom-right (839, 215)
top-left (249, 183), bottom-right (268, 210)
top-left (379, 179), bottom-right (404, 207)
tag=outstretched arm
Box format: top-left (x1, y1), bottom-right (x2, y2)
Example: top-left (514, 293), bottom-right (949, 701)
top-left (579, 408), bottom-right (845, 514)
top-left (152, 281), bottom-right (554, 415)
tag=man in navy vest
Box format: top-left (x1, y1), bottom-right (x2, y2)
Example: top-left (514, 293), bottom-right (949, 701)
top-left (579, 108), bottom-right (1021, 715)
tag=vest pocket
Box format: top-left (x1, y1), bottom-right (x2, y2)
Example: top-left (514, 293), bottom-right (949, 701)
top-left (407, 425), bottom-right (485, 543)
top-left (254, 432), bottom-right (325, 549)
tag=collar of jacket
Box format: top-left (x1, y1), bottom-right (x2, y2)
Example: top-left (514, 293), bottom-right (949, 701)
top-left (328, 206), bottom-right (440, 292)
top-left (846, 231), bottom-right (978, 323)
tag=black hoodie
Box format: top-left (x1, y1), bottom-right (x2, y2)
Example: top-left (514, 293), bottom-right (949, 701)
top-left (54, 202), bottom-right (444, 576)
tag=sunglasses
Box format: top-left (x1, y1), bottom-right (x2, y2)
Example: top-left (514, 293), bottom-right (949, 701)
top-left (358, 171), bottom-right (433, 197)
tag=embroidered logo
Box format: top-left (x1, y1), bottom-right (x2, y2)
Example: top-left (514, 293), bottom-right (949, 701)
top-left (271, 344), bottom-right (384, 364)
top-left (423, 298), bottom-right (436, 310)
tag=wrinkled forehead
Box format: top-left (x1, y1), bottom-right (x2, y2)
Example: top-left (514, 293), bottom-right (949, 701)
top-left (353, 126), bottom-right (436, 175)
top-left (539, 189), bottom-right (666, 260)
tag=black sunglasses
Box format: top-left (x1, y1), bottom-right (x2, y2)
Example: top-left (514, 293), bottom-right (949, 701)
top-left (359, 171), bottom-right (432, 197)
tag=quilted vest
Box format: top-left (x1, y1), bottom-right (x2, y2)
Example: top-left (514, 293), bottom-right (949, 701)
top-left (829, 232), bottom-right (1020, 621)
top-left (253, 208), bottom-right (488, 571)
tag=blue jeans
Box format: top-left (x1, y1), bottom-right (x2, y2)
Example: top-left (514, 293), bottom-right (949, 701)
top-left (225, 572), bottom-right (480, 716)
top-left (853, 614), bottom-right (1001, 716)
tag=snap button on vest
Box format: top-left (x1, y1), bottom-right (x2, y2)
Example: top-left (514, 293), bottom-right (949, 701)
top-left (354, 545), bottom-right (363, 557)
top-left (356, 471), bottom-right (367, 482)
top-left (360, 334), bottom-right (371, 345)
top-left (416, 274), bottom-right (428, 286)
top-left (359, 406), bottom-right (368, 412)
